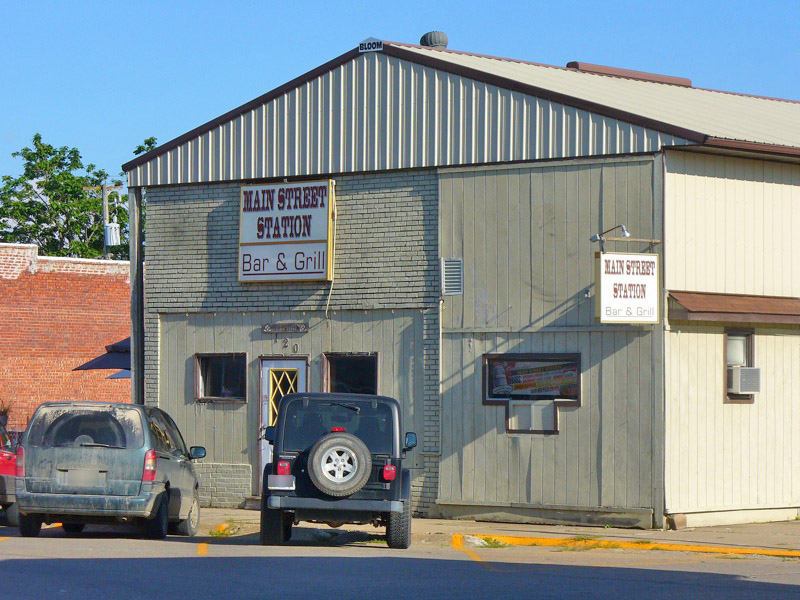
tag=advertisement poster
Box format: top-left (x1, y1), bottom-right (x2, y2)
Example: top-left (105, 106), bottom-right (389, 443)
top-left (238, 180), bottom-right (334, 282)
top-left (489, 359), bottom-right (579, 400)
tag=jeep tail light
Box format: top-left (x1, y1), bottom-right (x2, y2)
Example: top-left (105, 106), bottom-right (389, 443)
top-left (331, 427), bottom-right (346, 433)
top-left (276, 460), bottom-right (291, 476)
top-left (142, 449), bottom-right (157, 482)
top-left (382, 464), bottom-right (397, 481)
top-left (15, 445), bottom-right (24, 477)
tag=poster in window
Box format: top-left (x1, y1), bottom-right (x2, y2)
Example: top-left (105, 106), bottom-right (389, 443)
top-left (488, 358), bottom-right (579, 400)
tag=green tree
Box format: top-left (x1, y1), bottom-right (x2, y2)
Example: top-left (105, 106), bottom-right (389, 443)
top-left (0, 133), bottom-right (128, 259)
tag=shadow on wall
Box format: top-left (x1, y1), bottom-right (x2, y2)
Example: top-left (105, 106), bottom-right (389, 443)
top-left (439, 325), bottom-right (652, 514)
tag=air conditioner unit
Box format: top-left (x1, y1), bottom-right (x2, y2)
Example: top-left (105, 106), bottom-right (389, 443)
top-left (727, 366), bottom-right (760, 394)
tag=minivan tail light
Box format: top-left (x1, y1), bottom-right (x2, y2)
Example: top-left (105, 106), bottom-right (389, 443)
top-left (142, 449), bottom-right (157, 482)
top-left (15, 446), bottom-right (24, 477)
top-left (382, 464), bottom-right (397, 481)
top-left (276, 460), bottom-right (291, 476)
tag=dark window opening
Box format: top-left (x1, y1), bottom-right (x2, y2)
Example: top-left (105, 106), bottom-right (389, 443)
top-left (325, 353), bottom-right (378, 395)
top-left (195, 353), bottom-right (246, 402)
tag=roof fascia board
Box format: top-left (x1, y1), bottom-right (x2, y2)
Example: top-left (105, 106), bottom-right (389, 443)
top-left (666, 143), bottom-right (800, 166)
top-left (122, 46), bottom-right (361, 173)
top-left (381, 43), bottom-right (708, 145)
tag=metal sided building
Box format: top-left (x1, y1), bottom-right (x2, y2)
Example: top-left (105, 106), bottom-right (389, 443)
top-left (123, 35), bottom-right (800, 527)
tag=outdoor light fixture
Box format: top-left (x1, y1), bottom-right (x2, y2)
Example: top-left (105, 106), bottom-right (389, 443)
top-left (590, 224), bottom-right (631, 244)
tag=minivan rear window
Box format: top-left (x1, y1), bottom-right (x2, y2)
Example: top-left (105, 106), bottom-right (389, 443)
top-left (27, 406), bottom-right (145, 449)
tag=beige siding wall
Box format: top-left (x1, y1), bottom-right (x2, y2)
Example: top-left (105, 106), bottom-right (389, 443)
top-left (158, 309), bottom-right (430, 493)
top-left (664, 325), bottom-right (800, 513)
top-left (664, 152), bottom-right (800, 297)
top-left (128, 52), bottom-right (689, 187)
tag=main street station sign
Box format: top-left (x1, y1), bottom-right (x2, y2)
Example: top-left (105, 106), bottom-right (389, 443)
top-left (238, 180), bottom-right (334, 282)
top-left (595, 252), bottom-right (659, 324)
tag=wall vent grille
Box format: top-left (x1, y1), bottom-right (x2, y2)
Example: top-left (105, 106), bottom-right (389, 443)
top-left (440, 258), bottom-right (464, 296)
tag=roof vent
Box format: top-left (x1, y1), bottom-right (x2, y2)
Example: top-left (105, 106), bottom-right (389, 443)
top-left (420, 31), bottom-right (448, 48)
top-left (566, 61), bottom-right (692, 87)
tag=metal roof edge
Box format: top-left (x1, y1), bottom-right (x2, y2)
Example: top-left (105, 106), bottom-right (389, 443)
top-left (380, 43), bottom-right (708, 144)
top-left (122, 46), bottom-right (363, 174)
top-left (702, 137), bottom-right (800, 157)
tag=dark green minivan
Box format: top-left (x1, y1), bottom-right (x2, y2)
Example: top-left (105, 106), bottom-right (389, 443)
top-left (15, 402), bottom-right (205, 539)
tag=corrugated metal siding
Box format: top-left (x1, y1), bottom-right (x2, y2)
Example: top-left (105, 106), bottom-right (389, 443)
top-left (665, 152), bottom-right (800, 297)
top-left (664, 326), bottom-right (800, 513)
top-left (437, 158), bottom-right (663, 512)
top-left (128, 53), bottom-right (689, 186)
top-left (158, 309), bottom-right (428, 492)
top-left (394, 44), bottom-right (800, 148)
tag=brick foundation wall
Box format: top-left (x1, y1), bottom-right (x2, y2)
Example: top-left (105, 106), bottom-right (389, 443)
top-left (193, 462), bottom-right (252, 508)
top-left (0, 244), bottom-right (131, 429)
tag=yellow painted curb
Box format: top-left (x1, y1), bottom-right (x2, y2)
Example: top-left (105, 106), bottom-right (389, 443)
top-left (461, 534), bottom-right (800, 559)
top-left (197, 542), bottom-right (208, 556)
top-left (451, 534), bottom-right (500, 571)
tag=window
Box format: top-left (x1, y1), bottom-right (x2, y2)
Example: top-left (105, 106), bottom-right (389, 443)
top-left (195, 354), bottom-right (246, 402)
top-left (324, 353), bottom-right (378, 395)
top-left (724, 330), bottom-right (756, 403)
top-left (483, 353), bottom-right (581, 434)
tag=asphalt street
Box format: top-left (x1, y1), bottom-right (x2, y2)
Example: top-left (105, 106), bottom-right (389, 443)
top-left (1, 519), bottom-right (799, 599)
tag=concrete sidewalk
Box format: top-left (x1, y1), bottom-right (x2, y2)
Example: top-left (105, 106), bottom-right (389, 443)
top-left (198, 506), bottom-right (800, 557)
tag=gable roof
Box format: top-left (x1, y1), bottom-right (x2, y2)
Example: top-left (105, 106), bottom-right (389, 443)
top-left (384, 42), bottom-right (800, 149)
top-left (123, 40), bottom-right (800, 185)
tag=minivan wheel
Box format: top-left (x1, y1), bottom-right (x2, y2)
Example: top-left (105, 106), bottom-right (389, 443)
top-left (386, 499), bottom-right (412, 549)
top-left (62, 523), bottom-right (85, 535)
top-left (145, 493), bottom-right (169, 539)
top-left (176, 490), bottom-right (200, 537)
top-left (18, 513), bottom-right (42, 538)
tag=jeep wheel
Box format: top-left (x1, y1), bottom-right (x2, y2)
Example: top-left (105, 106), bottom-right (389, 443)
top-left (260, 495), bottom-right (285, 545)
top-left (386, 499), bottom-right (412, 549)
top-left (308, 433), bottom-right (372, 497)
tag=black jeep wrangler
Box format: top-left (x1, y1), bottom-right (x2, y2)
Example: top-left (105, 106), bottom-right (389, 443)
top-left (260, 393), bottom-right (417, 549)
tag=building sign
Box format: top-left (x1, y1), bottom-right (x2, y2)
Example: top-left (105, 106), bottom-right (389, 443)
top-left (595, 252), bottom-right (659, 324)
top-left (359, 37), bottom-right (383, 52)
top-left (261, 322), bottom-right (309, 334)
top-left (238, 180), bottom-right (334, 282)
top-left (487, 357), bottom-right (579, 400)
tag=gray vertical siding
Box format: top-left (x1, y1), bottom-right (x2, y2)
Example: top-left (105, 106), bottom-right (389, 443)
top-left (158, 309), bottom-right (429, 492)
top-left (438, 157), bottom-right (663, 516)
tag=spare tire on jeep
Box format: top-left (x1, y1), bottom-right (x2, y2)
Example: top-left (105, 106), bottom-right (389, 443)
top-left (307, 433), bottom-right (372, 497)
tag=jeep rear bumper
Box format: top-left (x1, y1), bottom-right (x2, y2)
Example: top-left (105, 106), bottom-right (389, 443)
top-left (267, 495), bottom-right (403, 513)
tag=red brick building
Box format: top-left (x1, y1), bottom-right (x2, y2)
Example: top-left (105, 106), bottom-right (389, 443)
top-left (0, 243), bottom-right (131, 431)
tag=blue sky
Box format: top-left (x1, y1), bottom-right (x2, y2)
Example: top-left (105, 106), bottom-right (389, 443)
top-left (2, 0), bottom-right (798, 182)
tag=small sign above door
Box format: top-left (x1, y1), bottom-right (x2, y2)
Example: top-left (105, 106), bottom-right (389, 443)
top-left (262, 322), bottom-right (309, 334)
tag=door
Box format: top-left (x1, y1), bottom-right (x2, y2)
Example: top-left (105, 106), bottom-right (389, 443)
top-left (259, 358), bottom-right (307, 492)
